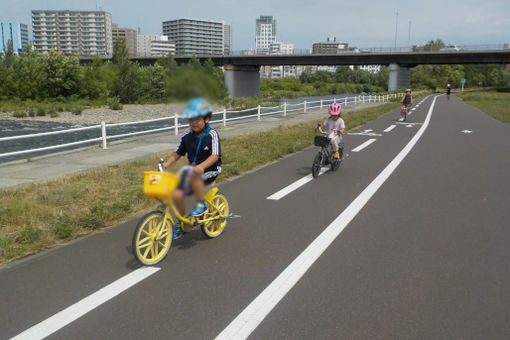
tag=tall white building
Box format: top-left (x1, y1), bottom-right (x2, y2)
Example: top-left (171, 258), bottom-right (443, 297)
top-left (162, 18), bottom-right (226, 56)
top-left (255, 15), bottom-right (276, 54)
top-left (223, 22), bottom-right (232, 55)
top-left (137, 34), bottom-right (175, 57)
top-left (269, 41), bottom-right (295, 78)
top-left (31, 10), bottom-right (112, 56)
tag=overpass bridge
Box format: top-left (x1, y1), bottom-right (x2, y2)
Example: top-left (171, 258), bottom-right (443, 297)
top-left (81, 49), bottom-right (510, 97)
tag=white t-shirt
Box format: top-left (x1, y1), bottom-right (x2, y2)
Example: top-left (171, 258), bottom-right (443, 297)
top-left (324, 117), bottom-right (345, 135)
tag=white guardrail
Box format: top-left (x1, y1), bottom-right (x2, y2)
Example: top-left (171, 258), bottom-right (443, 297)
top-left (0, 93), bottom-right (408, 158)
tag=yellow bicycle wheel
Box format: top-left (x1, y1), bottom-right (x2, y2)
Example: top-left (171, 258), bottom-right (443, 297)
top-left (132, 211), bottom-right (172, 265)
top-left (201, 194), bottom-right (229, 238)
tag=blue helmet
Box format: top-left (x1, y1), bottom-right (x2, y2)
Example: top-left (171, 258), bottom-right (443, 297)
top-left (181, 97), bottom-right (213, 119)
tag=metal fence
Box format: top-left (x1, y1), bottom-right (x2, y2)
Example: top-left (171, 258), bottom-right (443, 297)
top-left (0, 92), bottom-right (409, 160)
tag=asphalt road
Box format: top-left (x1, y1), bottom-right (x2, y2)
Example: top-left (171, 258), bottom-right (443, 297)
top-left (1, 95), bottom-right (509, 339)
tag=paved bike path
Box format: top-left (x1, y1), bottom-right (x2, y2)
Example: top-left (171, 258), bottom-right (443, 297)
top-left (2, 96), bottom-right (510, 339)
top-left (0, 97), bottom-right (428, 339)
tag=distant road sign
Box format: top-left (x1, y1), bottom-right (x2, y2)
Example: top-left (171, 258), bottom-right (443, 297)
top-left (461, 78), bottom-right (466, 83)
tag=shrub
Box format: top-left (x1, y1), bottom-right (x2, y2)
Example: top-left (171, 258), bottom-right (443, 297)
top-left (13, 111), bottom-right (28, 118)
top-left (72, 106), bottom-right (83, 115)
top-left (37, 108), bottom-right (46, 116)
top-left (28, 108), bottom-right (36, 117)
top-left (16, 226), bottom-right (42, 244)
top-left (107, 97), bottom-right (123, 110)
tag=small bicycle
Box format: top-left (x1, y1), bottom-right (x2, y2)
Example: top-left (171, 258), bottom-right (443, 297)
top-left (399, 104), bottom-right (410, 122)
top-left (132, 159), bottom-right (229, 266)
top-left (311, 126), bottom-right (343, 178)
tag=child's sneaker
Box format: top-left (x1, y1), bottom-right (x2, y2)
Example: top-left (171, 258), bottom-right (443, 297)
top-left (190, 201), bottom-right (208, 216)
top-left (172, 222), bottom-right (183, 239)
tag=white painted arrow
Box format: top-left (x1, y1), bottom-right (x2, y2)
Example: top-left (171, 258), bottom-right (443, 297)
top-left (461, 130), bottom-right (473, 134)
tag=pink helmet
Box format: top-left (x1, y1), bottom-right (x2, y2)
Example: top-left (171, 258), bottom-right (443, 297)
top-left (328, 102), bottom-right (342, 116)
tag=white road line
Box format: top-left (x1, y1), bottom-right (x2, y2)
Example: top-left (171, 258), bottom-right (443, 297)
top-left (215, 96), bottom-right (438, 340)
top-left (352, 138), bottom-right (376, 152)
top-left (11, 267), bottom-right (160, 340)
top-left (267, 168), bottom-right (329, 200)
top-left (411, 108), bottom-right (416, 111)
top-left (383, 125), bottom-right (396, 132)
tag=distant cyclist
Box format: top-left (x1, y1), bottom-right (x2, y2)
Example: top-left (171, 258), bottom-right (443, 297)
top-left (399, 89), bottom-right (413, 122)
top-left (316, 102), bottom-right (345, 159)
top-left (446, 84), bottom-right (452, 100)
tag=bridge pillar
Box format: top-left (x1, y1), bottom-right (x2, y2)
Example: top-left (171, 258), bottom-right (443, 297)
top-left (224, 65), bottom-right (261, 97)
top-left (388, 63), bottom-right (411, 91)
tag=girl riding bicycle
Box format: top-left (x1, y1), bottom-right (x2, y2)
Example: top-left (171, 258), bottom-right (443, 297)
top-left (399, 89), bottom-right (413, 122)
top-left (162, 97), bottom-right (221, 239)
top-left (317, 102), bottom-right (345, 159)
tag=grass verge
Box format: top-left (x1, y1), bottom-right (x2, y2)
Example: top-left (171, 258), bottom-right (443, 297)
top-left (0, 102), bottom-right (400, 264)
top-left (457, 91), bottom-right (510, 123)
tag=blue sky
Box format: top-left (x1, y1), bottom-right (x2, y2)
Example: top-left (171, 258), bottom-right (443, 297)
top-left (2, 0), bottom-right (509, 50)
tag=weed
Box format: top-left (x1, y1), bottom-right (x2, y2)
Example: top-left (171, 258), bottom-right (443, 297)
top-left (15, 226), bottom-right (42, 245)
top-left (51, 214), bottom-right (73, 239)
top-left (107, 97), bottom-right (123, 110)
top-left (13, 111), bottom-right (28, 118)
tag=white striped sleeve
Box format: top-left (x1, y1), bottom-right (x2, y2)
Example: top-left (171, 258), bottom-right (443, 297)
top-left (209, 130), bottom-right (220, 155)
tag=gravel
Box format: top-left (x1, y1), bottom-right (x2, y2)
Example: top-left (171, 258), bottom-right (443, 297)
top-left (0, 103), bottom-right (226, 125)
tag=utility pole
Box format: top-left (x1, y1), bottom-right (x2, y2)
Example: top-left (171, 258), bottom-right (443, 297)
top-left (394, 12), bottom-right (399, 49)
top-left (408, 20), bottom-right (412, 46)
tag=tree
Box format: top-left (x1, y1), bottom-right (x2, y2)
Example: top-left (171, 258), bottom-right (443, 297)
top-left (112, 39), bottom-right (141, 103)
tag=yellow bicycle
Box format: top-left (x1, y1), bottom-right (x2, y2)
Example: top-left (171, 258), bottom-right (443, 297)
top-left (132, 163), bottom-right (229, 266)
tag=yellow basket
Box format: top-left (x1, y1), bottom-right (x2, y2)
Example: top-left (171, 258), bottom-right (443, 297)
top-left (143, 171), bottom-right (179, 200)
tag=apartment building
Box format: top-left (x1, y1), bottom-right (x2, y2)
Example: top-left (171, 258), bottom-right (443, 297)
top-left (31, 10), bottom-right (113, 56)
top-left (162, 18), bottom-right (225, 56)
top-left (137, 34), bottom-right (175, 57)
top-left (223, 23), bottom-right (232, 55)
top-left (0, 22), bottom-right (29, 54)
top-left (255, 16), bottom-right (276, 54)
top-left (112, 23), bottom-right (137, 56)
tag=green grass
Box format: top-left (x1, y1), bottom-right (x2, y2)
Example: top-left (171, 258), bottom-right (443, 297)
top-left (457, 91), bottom-right (510, 123)
top-left (0, 102), bottom-right (399, 264)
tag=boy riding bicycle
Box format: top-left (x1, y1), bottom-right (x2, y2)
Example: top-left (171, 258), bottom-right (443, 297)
top-left (399, 89), bottom-right (413, 122)
top-left (162, 98), bottom-right (221, 239)
top-left (316, 102), bottom-right (345, 159)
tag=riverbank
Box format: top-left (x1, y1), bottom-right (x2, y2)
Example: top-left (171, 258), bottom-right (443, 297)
top-left (0, 102), bottom-right (226, 125)
top-left (457, 90), bottom-right (510, 123)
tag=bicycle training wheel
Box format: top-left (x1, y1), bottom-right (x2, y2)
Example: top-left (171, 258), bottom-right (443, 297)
top-left (132, 211), bottom-right (172, 266)
top-left (331, 157), bottom-right (341, 171)
top-left (312, 152), bottom-right (322, 178)
top-left (201, 194), bottom-right (229, 238)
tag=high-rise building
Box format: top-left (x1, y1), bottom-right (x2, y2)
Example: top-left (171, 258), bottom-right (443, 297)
top-left (137, 34), bottom-right (175, 57)
top-left (255, 16), bottom-right (276, 54)
top-left (223, 23), bottom-right (232, 55)
top-left (31, 10), bottom-right (113, 56)
top-left (112, 23), bottom-right (137, 56)
top-left (0, 22), bottom-right (29, 54)
top-left (162, 18), bottom-right (225, 56)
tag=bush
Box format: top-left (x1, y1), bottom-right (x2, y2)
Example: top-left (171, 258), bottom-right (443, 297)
top-left (72, 106), bottom-right (83, 115)
top-left (37, 108), bottom-right (46, 116)
top-left (107, 97), bottom-right (123, 110)
top-left (28, 108), bottom-right (36, 117)
top-left (13, 111), bottom-right (28, 118)
top-left (57, 105), bottom-right (64, 112)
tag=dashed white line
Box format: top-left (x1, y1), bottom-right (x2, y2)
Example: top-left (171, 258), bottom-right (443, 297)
top-left (267, 168), bottom-right (329, 200)
top-left (11, 267), bottom-right (160, 340)
top-left (383, 125), bottom-right (396, 132)
top-left (352, 138), bottom-right (376, 152)
top-left (216, 95), bottom-right (439, 340)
